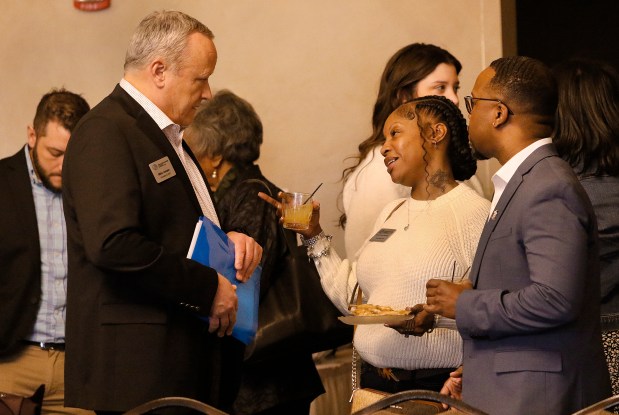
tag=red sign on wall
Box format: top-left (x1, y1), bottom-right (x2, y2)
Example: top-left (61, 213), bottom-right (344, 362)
top-left (74, 0), bottom-right (110, 12)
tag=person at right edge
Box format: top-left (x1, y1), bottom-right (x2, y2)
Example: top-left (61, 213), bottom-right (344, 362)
top-left (423, 56), bottom-right (612, 415)
top-left (553, 58), bottom-right (619, 396)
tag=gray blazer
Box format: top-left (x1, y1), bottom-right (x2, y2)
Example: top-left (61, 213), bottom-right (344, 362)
top-left (457, 144), bottom-right (611, 415)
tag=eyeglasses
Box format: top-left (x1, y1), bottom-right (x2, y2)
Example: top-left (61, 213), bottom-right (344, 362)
top-left (464, 96), bottom-right (514, 115)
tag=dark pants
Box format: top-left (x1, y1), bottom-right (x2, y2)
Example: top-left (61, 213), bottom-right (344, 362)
top-left (360, 361), bottom-right (454, 393)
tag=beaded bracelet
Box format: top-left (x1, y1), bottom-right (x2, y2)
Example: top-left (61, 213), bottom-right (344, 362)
top-left (305, 233), bottom-right (333, 262)
top-left (300, 231), bottom-right (325, 247)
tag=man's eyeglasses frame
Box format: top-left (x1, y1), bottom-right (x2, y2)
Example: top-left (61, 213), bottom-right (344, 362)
top-left (464, 96), bottom-right (514, 115)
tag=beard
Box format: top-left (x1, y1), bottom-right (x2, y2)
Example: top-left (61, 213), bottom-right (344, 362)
top-left (32, 147), bottom-right (61, 194)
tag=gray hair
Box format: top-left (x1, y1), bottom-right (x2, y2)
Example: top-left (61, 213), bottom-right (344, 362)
top-left (124, 10), bottom-right (214, 72)
top-left (186, 90), bottom-right (263, 166)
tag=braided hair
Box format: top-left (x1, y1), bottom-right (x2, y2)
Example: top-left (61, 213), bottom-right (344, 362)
top-left (395, 95), bottom-right (476, 181)
top-left (338, 44), bottom-right (461, 228)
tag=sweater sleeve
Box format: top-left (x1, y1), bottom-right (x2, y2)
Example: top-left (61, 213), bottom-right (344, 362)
top-left (310, 198), bottom-right (409, 314)
top-left (309, 237), bottom-right (359, 314)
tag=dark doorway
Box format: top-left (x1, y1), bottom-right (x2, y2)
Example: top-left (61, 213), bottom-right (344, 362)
top-left (516, 0), bottom-right (619, 70)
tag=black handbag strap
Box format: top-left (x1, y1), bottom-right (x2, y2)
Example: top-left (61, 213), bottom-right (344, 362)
top-left (123, 397), bottom-right (229, 415)
top-left (243, 178), bottom-right (273, 197)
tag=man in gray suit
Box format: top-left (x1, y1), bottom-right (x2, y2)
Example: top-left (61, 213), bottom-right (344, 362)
top-left (424, 56), bottom-right (611, 414)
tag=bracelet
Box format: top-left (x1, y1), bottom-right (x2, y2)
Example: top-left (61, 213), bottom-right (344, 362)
top-left (306, 234), bottom-right (332, 262)
top-left (301, 231), bottom-right (325, 247)
top-left (426, 313), bottom-right (439, 334)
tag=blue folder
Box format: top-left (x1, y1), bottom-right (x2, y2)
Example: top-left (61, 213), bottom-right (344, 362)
top-left (187, 216), bottom-right (261, 344)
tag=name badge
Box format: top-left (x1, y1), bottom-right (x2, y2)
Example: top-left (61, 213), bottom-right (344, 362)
top-left (369, 228), bottom-right (396, 242)
top-left (149, 156), bottom-right (176, 183)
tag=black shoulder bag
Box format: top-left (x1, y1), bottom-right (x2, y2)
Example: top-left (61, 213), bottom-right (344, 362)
top-left (243, 180), bottom-right (352, 363)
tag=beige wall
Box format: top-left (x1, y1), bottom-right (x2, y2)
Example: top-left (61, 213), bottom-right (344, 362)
top-left (0, 0), bottom-right (510, 253)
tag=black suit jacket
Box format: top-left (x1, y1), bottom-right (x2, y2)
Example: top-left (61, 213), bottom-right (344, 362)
top-left (62, 85), bottom-right (226, 411)
top-left (0, 148), bottom-right (42, 356)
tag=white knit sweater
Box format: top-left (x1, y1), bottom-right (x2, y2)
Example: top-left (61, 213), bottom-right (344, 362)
top-left (342, 145), bottom-right (486, 261)
top-left (313, 183), bottom-right (490, 370)
top-left (343, 146), bottom-right (410, 261)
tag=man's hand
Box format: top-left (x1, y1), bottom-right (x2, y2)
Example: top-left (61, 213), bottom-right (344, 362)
top-left (439, 366), bottom-right (463, 409)
top-left (424, 279), bottom-right (472, 319)
top-left (209, 274), bottom-right (238, 337)
top-left (227, 231), bottom-right (262, 282)
top-left (385, 304), bottom-right (434, 337)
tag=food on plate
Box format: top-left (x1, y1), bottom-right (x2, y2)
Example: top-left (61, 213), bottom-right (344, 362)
top-left (350, 303), bottom-right (410, 316)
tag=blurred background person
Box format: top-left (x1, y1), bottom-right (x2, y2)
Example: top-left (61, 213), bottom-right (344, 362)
top-left (263, 96), bottom-right (489, 393)
top-left (0, 88), bottom-right (91, 414)
top-left (184, 89), bottom-right (324, 415)
top-left (340, 43), bottom-right (483, 261)
top-left (553, 58), bottom-right (619, 395)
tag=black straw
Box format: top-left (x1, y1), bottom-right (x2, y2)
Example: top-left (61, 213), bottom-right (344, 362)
top-left (303, 183), bottom-right (323, 204)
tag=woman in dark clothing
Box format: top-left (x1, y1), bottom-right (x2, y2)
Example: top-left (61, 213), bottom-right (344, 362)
top-left (553, 59), bottom-right (619, 395)
top-left (184, 90), bottom-right (324, 415)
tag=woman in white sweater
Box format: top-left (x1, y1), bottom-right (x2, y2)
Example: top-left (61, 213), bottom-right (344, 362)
top-left (264, 96), bottom-right (489, 392)
top-left (342, 43), bottom-right (471, 261)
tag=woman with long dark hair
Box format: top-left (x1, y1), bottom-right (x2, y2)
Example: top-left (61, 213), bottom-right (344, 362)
top-left (553, 58), bottom-right (619, 395)
top-left (341, 43), bottom-right (480, 261)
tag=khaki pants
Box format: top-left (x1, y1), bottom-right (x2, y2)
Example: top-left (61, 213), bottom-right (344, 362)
top-left (0, 345), bottom-right (94, 415)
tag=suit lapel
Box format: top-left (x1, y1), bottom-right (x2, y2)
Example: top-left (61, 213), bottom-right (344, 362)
top-left (5, 148), bottom-right (40, 242)
top-left (470, 144), bottom-right (558, 287)
top-left (111, 86), bottom-right (203, 215)
top-left (182, 140), bottom-right (219, 217)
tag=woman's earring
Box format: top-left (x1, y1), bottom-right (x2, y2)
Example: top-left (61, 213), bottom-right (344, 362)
top-left (211, 169), bottom-right (217, 179)
top-left (432, 140), bottom-right (438, 149)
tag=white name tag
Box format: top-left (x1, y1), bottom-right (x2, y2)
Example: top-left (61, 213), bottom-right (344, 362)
top-left (369, 228), bottom-right (396, 242)
top-left (149, 156), bottom-right (176, 183)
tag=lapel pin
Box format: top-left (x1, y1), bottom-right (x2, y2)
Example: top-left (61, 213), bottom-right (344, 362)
top-left (491, 210), bottom-right (498, 221)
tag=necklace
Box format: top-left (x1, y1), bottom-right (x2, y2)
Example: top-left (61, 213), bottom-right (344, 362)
top-left (404, 202), bottom-right (410, 231)
top-left (404, 199), bottom-right (432, 231)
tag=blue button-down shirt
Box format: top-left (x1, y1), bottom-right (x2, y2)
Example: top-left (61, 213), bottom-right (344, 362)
top-left (24, 146), bottom-right (67, 343)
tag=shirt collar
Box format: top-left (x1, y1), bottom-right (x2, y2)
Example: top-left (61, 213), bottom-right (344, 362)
top-left (119, 78), bottom-right (180, 144)
top-left (24, 145), bottom-right (43, 187)
top-left (493, 137), bottom-right (553, 188)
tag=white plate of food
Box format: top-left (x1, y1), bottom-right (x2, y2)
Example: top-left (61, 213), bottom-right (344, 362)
top-left (338, 304), bottom-right (414, 325)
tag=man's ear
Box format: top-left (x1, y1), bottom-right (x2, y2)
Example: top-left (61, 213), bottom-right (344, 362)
top-left (492, 103), bottom-right (510, 128)
top-left (27, 125), bottom-right (37, 149)
top-left (149, 59), bottom-right (167, 87)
